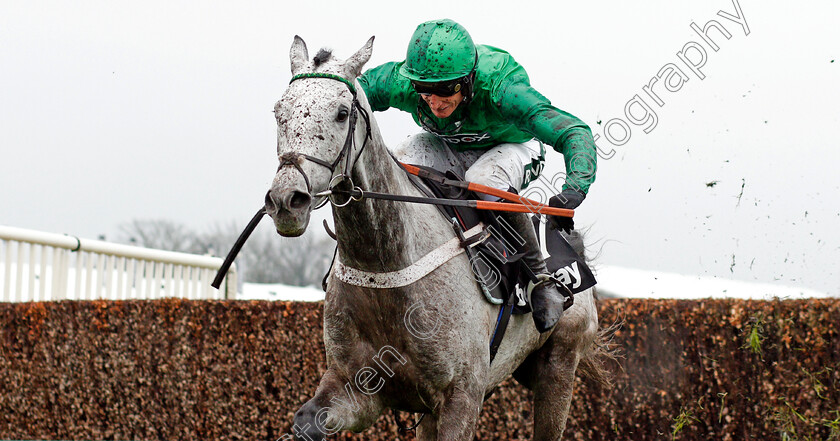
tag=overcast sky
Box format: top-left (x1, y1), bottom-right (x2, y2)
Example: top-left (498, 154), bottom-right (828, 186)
top-left (1, 0), bottom-right (838, 294)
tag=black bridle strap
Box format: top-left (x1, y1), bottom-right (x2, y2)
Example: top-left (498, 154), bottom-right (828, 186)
top-left (330, 187), bottom-right (575, 218)
top-left (278, 152), bottom-right (315, 193)
top-left (300, 154), bottom-right (335, 172)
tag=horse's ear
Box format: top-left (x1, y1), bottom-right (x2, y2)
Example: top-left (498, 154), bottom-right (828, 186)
top-left (344, 36), bottom-right (374, 79)
top-left (290, 35), bottom-right (309, 75)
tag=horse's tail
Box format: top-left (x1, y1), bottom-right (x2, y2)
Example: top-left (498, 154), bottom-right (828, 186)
top-left (576, 301), bottom-right (622, 388)
top-left (567, 228), bottom-right (621, 387)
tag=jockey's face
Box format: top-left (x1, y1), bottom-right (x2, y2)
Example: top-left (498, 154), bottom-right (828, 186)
top-left (421, 91), bottom-right (464, 118)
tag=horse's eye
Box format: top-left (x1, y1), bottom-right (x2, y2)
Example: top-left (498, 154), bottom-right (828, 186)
top-left (336, 108), bottom-right (349, 122)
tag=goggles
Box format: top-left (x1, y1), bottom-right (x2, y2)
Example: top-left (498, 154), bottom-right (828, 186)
top-left (411, 79), bottom-right (463, 97)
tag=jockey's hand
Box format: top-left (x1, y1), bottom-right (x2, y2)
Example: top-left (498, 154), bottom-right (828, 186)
top-left (548, 188), bottom-right (585, 234)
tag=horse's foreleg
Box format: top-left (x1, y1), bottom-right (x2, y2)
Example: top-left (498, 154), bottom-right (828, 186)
top-left (415, 411), bottom-right (439, 441)
top-left (292, 369), bottom-right (382, 441)
top-left (531, 347), bottom-right (580, 441)
top-left (531, 300), bottom-right (598, 441)
top-left (418, 385), bottom-right (483, 441)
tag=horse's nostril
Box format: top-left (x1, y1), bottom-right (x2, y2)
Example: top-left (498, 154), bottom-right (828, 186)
top-left (267, 188), bottom-right (311, 213)
top-left (265, 190), bottom-right (278, 212)
top-left (286, 190), bottom-right (311, 210)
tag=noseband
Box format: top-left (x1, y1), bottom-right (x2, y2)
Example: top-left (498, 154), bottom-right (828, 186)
top-left (276, 72), bottom-right (372, 208)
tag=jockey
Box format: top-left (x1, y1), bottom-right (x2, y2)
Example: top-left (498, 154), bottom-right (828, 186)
top-left (358, 19), bottom-right (597, 333)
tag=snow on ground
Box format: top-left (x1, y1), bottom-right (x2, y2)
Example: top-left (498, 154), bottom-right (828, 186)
top-left (237, 266), bottom-right (834, 302)
top-left (594, 265), bottom-right (832, 300)
top-left (238, 283), bottom-right (325, 302)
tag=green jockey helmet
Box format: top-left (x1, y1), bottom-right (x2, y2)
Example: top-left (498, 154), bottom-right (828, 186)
top-left (399, 19), bottom-right (477, 82)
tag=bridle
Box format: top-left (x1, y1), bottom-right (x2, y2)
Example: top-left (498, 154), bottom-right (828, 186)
top-left (214, 72), bottom-right (371, 290)
top-left (275, 72), bottom-right (372, 208)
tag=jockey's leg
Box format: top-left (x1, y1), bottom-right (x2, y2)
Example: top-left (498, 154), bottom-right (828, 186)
top-left (497, 212), bottom-right (567, 332)
top-left (464, 141), bottom-right (566, 333)
top-left (461, 139), bottom-right (545, 198)
top-left (392, 132), bottom-right (472, 175)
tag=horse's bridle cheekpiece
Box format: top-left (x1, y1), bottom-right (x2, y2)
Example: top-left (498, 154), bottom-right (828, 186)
top-left (279, 72), bottom-right (372, 208)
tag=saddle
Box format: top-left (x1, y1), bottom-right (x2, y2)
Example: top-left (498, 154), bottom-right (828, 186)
top-left (407, 165), bottom-right (596, 315)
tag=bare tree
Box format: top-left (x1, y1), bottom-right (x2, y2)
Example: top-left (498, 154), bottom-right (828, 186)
top-left (119, 219), bottom-right (203, 253)
top-left (239, 226), bottom-right (335, 285)
top-left (117, 219), bottom-right (335, 287)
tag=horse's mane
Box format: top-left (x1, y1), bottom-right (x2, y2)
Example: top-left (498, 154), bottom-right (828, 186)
top-left (313, 48), bottom-right (333, 67)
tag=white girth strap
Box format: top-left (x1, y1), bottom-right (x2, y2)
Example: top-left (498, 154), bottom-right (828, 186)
top-left (334, 224), bottom-right (485, 289)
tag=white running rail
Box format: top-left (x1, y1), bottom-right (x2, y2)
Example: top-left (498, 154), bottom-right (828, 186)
top-left (0, 225), bottom-right (237, 302)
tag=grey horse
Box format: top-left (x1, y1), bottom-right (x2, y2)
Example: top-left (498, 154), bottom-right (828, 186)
top-left (264, 36), bottom-right (601, 441)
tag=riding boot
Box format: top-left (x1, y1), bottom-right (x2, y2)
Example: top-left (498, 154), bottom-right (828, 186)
top-left (498, 212), bottom-right (567, 333)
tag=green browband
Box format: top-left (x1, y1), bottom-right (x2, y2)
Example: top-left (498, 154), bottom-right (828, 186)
top-left (290, 73), bottom-right (356, 95)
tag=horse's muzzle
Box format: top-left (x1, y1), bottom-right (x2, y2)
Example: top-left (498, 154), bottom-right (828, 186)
top-left (265, 187), bottom-right (312, 237)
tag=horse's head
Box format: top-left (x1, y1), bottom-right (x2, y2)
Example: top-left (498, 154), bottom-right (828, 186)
top-left (265, 36), bottom-right (374, 236)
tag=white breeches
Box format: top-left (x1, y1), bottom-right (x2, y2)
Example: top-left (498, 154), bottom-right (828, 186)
top-left (392, 132), bottom-right (545, 200)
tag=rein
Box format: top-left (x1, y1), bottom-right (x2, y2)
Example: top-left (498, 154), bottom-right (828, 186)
top-left (318, 167), bottom-right (575, 219)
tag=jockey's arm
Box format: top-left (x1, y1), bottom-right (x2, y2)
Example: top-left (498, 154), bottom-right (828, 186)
top-left (357, 62), bottom-right (416, 113)
top-left (495, 80), bottom-right (598, 196)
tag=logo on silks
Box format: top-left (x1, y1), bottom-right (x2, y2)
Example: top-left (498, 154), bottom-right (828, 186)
top-left (531, 216), bottom-right (597, 294)
top-left (552, 261), bottom-right (585, 289)
top-left (438, 132), bottom-right (492, 144)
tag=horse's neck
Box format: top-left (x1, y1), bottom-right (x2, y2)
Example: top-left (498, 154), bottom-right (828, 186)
top-left (332, 120), bottom-right (450, 272)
